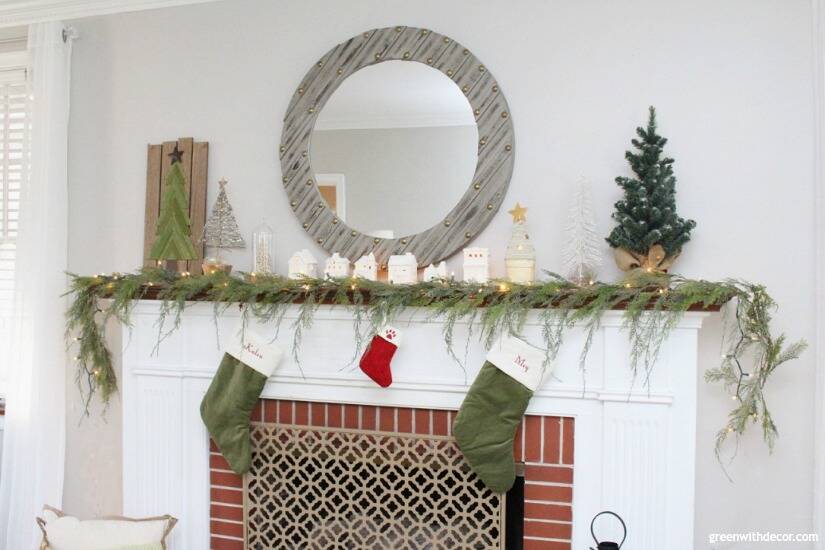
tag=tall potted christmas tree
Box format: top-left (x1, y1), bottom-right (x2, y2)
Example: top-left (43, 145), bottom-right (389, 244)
top-left (606, 107), bottom-right (696, 273)
top-left (148, 145), bottom-right (198, 271)
top-left (200, 177), bottom-right (245, 274)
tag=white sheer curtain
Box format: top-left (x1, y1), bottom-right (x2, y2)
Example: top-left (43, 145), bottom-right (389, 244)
top-left (0, 22), bottom-right (72, 549)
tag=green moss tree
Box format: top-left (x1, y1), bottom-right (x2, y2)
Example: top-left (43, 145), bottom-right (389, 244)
top-left (606, 107), bottom-right (696, 259)
top-left (149, 150), bottom-right (197, 262)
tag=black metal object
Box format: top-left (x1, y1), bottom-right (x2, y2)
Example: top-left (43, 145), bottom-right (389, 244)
top-left (590, 510), bottom-right (627, 549)
top-left (504, 462), bottom-right (525, 550)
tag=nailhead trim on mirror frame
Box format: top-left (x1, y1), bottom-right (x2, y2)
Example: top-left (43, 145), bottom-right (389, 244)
top-left (279, 25), bottom-right (515, 267)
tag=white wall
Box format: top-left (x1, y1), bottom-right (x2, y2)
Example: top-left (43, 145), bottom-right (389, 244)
top-left (65, 0), bottom-right (817, 545)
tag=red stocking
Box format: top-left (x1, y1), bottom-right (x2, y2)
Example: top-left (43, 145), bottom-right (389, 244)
top-left (359, 326), bottom-right (401, 387)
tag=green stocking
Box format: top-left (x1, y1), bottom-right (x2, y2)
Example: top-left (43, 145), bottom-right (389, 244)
top-left (200, 329), bottom-right (283, 474)
top-left (453, 335), bottom-right (546, 493)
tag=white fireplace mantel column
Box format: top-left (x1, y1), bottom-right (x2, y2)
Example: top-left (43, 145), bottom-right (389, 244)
top-left (121, 301), bottom-right (707, 550)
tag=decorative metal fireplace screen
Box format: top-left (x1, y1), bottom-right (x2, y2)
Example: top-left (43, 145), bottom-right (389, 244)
top-left (245, 424), bottom-right (505, 549)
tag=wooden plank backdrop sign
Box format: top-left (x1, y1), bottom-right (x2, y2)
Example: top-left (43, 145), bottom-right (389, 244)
top-left (143, 137), bottom-right (209, 274)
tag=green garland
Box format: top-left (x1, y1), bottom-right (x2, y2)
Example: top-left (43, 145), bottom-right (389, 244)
top-left (65, 268), bottom-right (805, 456)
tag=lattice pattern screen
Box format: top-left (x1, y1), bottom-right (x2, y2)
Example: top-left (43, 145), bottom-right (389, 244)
top-left (245, 424), bottom-right (504, 549)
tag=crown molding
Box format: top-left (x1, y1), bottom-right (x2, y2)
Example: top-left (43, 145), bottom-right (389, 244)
top-left (0, 0), bottom-right (224, 27)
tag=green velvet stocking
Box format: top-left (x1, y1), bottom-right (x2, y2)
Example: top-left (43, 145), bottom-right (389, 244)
top-left (453, 361), bottom-right (533, 493)
top-left (200, 353), bottom-right (268, 474)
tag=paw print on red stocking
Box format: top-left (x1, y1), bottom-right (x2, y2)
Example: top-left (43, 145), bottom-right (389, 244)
top-left (360, 326), bottom-right (402, 388)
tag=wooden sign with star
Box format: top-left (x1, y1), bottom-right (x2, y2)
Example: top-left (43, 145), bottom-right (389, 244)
top-left (143, 137), bottom-right (209, 273)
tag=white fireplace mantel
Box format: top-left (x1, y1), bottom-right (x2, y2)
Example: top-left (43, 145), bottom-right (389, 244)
top-left (121, 300), bottom-right (707, 549)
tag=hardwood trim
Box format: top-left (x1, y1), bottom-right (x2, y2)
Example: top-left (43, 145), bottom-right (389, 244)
top-left (142, 144), bottom-right (162, 268)
top-left (189, 142), bottom-right (209, 274)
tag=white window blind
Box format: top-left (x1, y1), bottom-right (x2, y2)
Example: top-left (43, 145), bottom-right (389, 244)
top-left (0, 52), bottom-right (29, 367)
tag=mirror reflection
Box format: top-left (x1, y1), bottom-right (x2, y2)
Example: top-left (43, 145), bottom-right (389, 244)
top-left (311, 60), bottom-right (478, 239)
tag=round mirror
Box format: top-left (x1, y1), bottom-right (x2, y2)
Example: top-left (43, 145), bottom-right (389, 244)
top-left (280, 26), bottom-right (515, 267)
top-left (310, 61), bottom-right (478, 239)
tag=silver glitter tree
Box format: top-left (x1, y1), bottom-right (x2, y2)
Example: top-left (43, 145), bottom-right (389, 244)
top-left (201, 178), bottom-right (245, 259)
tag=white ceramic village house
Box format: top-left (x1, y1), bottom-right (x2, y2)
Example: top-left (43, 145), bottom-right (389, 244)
top-left (288, 249), bottom-right (318, 279)
top-left (422, 261), bottom-right (448, 282)
top-left (462, 247), bottom-right (490, 283)
top-left (324, 253), bottom-right (350, 279)
top-left (387, 253), bottom-right (417, 284)
top-left (353, 253), bottom-right (377, 280)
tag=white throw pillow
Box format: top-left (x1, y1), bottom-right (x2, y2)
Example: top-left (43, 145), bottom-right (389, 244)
top-left (37, 506), bottom-right (177, 550)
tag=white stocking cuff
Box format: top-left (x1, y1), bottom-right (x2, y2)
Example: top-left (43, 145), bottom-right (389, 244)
top-left (225, 327), bottom-right (284, 377)
top-left (485, 334), bottom-right (546, 391)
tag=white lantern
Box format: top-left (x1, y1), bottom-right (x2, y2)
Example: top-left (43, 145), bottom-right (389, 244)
top-left (462, 248), bottom-right (489, 283)
top-left (387, 253), bottom-right (418, 284)
top-left (288, 249), bottom-right (318, 279)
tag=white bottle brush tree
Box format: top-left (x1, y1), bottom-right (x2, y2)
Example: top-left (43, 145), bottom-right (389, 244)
top-left (201, 178), bottom-right (245, 266)
top-left (562, 178), bottom-right (602, 285)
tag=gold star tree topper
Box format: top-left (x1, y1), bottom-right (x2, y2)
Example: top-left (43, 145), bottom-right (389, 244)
top-left (508, 202), bottom-right (527, 223)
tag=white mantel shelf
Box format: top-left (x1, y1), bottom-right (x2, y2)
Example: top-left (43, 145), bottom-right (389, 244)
top-left (122, 300), bottom-right (708, 550)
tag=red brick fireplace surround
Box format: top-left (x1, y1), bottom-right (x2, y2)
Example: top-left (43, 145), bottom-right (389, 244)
top-left (209, 399), bottom-right (574, 550)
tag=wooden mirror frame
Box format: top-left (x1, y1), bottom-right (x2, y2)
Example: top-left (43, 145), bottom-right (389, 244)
top-left (279, 25), bottom-right (515, 267)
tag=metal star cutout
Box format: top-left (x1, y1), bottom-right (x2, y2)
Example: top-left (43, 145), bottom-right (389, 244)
top-left (168, 144), bottom-right (184, 164)
top-left (508, 202), bottom-right (527, 223)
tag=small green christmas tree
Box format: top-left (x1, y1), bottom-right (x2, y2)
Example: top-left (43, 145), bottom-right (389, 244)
top-left (606, 107), bottom-right (696, 269)
top-left (148, 146), bottom-right (198, 262)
